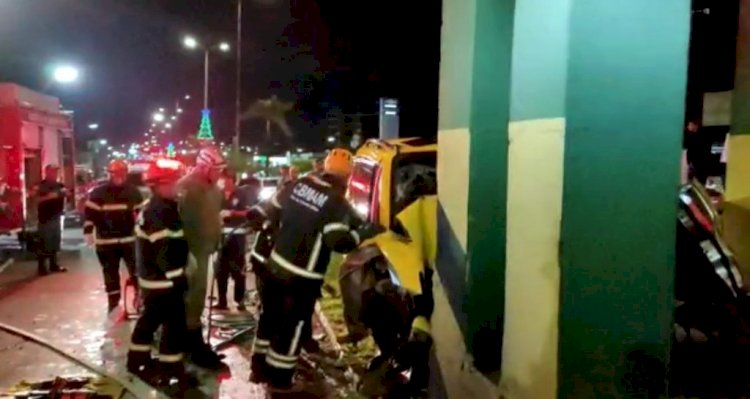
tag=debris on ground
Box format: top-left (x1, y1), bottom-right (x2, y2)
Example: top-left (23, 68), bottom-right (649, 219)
top-left (0, 375), bottom-right (123, 398)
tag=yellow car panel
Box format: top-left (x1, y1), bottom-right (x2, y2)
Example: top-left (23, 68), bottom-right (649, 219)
top-left (352, 138), bottom-right (439, 294)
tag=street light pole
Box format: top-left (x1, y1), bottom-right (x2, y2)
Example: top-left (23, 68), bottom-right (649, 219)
top-left (234, 0), bottom-right (242, 149)
top-left (203, 49), bottom-right (210, 110)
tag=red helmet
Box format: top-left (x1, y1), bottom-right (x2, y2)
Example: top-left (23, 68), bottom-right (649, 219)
top-left (144, 159), bottom-right (184, 185)
top-left (196, 146), bottom-right (226, 170)
top-left (108, 159), bottom-right (128, 174)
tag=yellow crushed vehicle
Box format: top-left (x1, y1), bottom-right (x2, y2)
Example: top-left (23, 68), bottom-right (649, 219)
top-left (338, 137), bottom-right (437, 394)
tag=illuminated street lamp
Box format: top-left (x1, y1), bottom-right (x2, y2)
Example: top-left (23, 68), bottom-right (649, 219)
top-left (152, 112), bottom-right (165, 122)
top-left (182, 35), bottom-right (231, 110)
top-left (183, 36), bottom-right (199, 49)
top-left (52, 65), bottom-right (80, 84)
top-left (165, 123), bottom-right (172, 129)
top-left (88, 123), bottom-right (99, 130)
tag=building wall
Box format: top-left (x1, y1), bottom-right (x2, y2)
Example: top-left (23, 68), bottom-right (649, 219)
top-left (499, 0), bottom-right (570, 397)
top-left (434, 0), bottom-right (690, 398)
top-left (433, 0), bottom-right (508, 396)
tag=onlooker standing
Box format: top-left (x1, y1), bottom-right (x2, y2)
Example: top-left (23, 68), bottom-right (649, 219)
top-left (34, 164), bottom-right (68, 275)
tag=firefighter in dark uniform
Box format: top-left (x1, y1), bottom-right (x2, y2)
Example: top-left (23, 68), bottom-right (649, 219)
top-left (127, 159), bottom-right (191, 390)
top-left (246, 148), bottom-right (385, 392)
top-left (34, 164), bottom-right (68, 276)
top-left (84, 159), bottom-right (144, 312)
top-left (214, 169), bottom-right (251, 311)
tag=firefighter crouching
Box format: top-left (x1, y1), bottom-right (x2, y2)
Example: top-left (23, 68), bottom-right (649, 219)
top-left (214, 169), bottom-right (250, 311)
top-left (247, 148), bottom-right (385, 392)
top-left (127, 159), bottom-right (192, 389)
top-left (176, 146), bottom-right (228, 371)
top-left (84, 159), bottom-right (144, 313)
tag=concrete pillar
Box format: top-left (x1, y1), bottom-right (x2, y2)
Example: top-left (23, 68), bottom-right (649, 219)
top-left (434, 1), bottom-right (690, 398)
top-left (722, 0), bottom-right (750, 290)
top-left (500, 0), bottom-right (570, 397)
top-left (557, 1), bottom-right (690, 398)
top-left (726, 0), bottom-right (750, 203)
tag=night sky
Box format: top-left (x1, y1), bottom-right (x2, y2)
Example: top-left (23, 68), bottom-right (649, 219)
top-left (0, 0), bottom-right (442, 150)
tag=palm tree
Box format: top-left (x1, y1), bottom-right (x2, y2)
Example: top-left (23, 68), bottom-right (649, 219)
top-left (242, 95), bottom-right (294, 143)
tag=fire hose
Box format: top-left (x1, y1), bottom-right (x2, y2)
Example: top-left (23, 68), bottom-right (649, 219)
top-left (0, 321), bottom-right (153, 399)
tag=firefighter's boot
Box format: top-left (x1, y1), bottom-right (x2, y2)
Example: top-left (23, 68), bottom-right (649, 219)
top-left (127, 351), bottom-right (160, 385)
top-left (37, 257), bottom-right (48, 276)
top-left (249, 353), bottom-right (270, 384)
top-left (49, 254), bottom-right (67, 272)
top-left (107, 293), bottom-right (121, 313)
top-left (155, 361), bottom-right (198, 395)
top-left (186, 328), bottom-right (228, 371)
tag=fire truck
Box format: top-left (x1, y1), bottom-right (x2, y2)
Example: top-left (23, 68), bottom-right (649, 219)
top-left (0, 83), bottom-right (76, 240)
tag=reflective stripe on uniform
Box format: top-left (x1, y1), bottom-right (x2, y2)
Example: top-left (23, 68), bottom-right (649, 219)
top-left (83, 221), bottom-right (94, 228)
top-left (165, 268), bottom-right (184, 279)
top-left (251, 251), bottom-right (267, 264)
top-left (288, 321), bottom-right (305, 356)
top-left (323, 223), bottom-right (349, 234)
top-left (107, 290), bottom-right (121, 296)
top-left (270, 251), bottom-right (324, 280)
top-left (159, 353), bottom-right (183, 363)
top-left (85, 200), bottom-right (101, 210)
top-left (130, 343), bottom-right (151, 352)
top-left (101, 203), bottom-right (129, 211)
top-left (138, 278), bottom-right (174, 289)
top-left (253, 339), bottom-right (270, 354)
top-left (96, 236), bottom-right (136, 245)
top-left (350, 229), bottom-right (361, 245)
top-left (266, 350), bottom-right (297, 369)
top-left (222, 227), bottom-right (248, 235)
top-left (134, 200), bottom-right (149, 210)
top-left (135, 225), bottom-right (184, 243)
top-left (307, 234), bottom-right (322, 271)
top-left (271, 195), bottom-right (281, 209)
top-left (308, 175), bottom-right (331, 187)
top-left (252, 205), bottom-right (267, 218)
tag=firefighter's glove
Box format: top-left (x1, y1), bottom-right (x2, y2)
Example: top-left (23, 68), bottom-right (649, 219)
top-left (172, 275), bottom-right (189, 292)
top-left (413, 268), bottom-right (434, 318)
top-left (356, 223), bottom-right (386, 242)
top-left (84, 234), bottom-right (95, 247)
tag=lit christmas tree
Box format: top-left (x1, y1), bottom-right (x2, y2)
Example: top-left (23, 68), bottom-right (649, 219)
top-left (196, 109), bottom-right (214, 141)
top-left (166, 142), bottom-right (176, 158)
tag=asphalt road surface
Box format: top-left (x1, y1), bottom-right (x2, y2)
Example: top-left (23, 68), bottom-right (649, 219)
top-left (0, 245), bottom-right (269, 398)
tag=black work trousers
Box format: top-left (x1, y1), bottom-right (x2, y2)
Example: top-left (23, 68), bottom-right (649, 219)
top-left (96, 242), bottom-right (136, 304)
top-left (128, 288), bottom-right (187, 369)
top-left (251, 274), bottom-right (319, 388)
top-left (216, 249), bottom-right (246, 305)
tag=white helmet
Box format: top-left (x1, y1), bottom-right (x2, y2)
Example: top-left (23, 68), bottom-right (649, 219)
top-left (196, 146), bottom-right (226, 170)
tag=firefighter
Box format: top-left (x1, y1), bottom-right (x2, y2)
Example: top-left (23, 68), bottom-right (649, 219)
top-left (127, 159), bottom-right (191, 390)
top-left (214, 169), bottom-right (251, 311)
top-left (34, 164), bottom-right (68, 275)
top-left (246, 148), bottom-right (385, 392)
top-left (84, 159), bottom-right (144, 312)
top-left (176, 146), bottom-right (228, 371)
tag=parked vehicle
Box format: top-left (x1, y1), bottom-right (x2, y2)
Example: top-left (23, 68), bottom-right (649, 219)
top-left (0, 83), bottom-right (76, 239)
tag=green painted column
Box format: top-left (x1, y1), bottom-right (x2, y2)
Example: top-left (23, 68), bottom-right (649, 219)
top-left (725, 0), bottom-right (750, 202)
top-left (465, 0), bottom-right (515, 373)
top-left (558, 1), bottom-right (690, 397)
